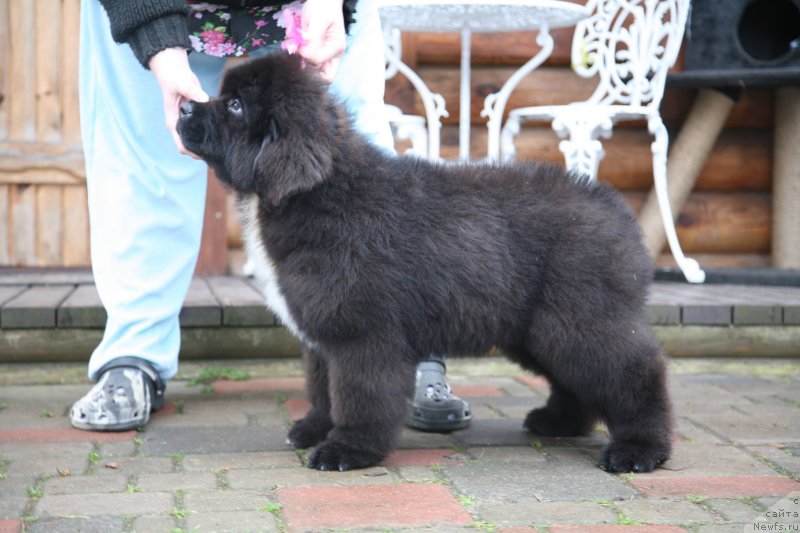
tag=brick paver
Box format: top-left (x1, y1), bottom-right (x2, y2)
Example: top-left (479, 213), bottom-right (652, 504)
top-left (35, 491), bottom-right (173, 516)
top-left (182, 451), bottom-right (300, 472)
top-left (451, 384), bottom-right (504, 397)
top-left (26, 516), bottom-right (127, 533)
top-left (477, 500), bottom-right (617, 527)
top-left (381, 448), bottom-right (468, 467)
top-left (631, 475), bottom-right (800, 497)
top-left (0, 357), bottom-right (798, 530)
top-left (211, 377), bottom-right (305, 394)
top-left (277, 483), bottom-right (472, 529)
top-left (0, 428), bottom-right (136, 443)
top-left (282, 398), bottom-right (310, 420)
top-left (613, 498), bottom-right (717, 525)
top-left (186, 511), bottom-right (279, 532)
top-left (515, 375), bottom-right (550, 389)
top-left (0, 520), bottom-right (21, 533)
top-left (549, 526), bottom-right (688, 533)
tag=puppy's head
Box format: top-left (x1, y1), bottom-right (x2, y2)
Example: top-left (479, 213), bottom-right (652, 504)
top-left (177, 53), bottom-right (338, 206)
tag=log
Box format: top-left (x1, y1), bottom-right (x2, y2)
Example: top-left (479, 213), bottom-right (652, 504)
top-left (412, 28), bottom-right (575, 66)
top-left (410, 65), bottom-right (596, 126)
top-left (654, 253), bottom-right (770, 270)
top-left (623, 191), bottom-right (771, 254)
top-left (661, 87), bottom-right (774, 129)
top-left (224, 183), bottom-right (769, 256)
top-left (386, 66), bottom-right (775, 130)
top-left (438, 126), bottom-right (771, 192)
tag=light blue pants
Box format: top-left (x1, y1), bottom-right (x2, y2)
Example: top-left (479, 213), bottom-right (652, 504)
top-left (80, 0), bottom-right (394, 381)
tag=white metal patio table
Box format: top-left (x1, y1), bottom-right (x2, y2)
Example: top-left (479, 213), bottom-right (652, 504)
top-left (379, 0), bottom-right (589, 160)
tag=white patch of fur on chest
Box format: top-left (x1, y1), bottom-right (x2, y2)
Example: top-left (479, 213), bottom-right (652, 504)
top-left (239, 195), bottom-right (315, 347)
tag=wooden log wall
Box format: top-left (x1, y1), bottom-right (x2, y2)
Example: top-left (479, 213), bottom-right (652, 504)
top-left (0, 1), bottom-right (776, 272)
top-left (0, 0), bottom-right (89, 268)
top-left (379, 25), bottom-right (775, 270)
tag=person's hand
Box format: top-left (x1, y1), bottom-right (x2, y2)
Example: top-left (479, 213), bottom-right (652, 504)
top-left (300, 0), bottom-right (346, 82)
top-left (149, 47), bottom-right (209, 156)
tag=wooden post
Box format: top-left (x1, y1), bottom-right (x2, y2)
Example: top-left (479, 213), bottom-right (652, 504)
top-left (195, 171), bottom-right (228, 275)
top-left (772, 87), bottom-right (800, 269)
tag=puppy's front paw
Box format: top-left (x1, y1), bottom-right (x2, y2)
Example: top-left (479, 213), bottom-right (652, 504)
top-left (599, 440), bottom-right (669, 473)
top-left (308, 440), bottom-right (385, 472)
top-left (287, 417), bottom-right (332, 449)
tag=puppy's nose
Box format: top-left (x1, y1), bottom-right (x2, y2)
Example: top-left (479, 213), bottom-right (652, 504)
top-left (179, 101), bottom-right (196, 117)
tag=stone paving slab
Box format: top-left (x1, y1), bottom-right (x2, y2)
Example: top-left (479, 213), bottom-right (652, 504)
top-left (0, 357), bottom-right (798, 532)
top-left (140, 426), bottom-right (293, 455)
top-left (26, 515), bottom-right (127, 533)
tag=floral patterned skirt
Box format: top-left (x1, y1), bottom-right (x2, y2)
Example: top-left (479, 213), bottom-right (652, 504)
top-left (186, 1), bottom-right (302, 57)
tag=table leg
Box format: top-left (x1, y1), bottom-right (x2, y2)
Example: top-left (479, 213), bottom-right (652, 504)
top-left (482, 25), bottom-right (555, 161)
top-left (460, 28), bottom-right (472, 160)
top-left (383, 27), bottom-right (448, 159)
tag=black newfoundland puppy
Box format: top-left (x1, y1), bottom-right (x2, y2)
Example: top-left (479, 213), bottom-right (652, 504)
top-left (177, 53), bottom-right (672, 473)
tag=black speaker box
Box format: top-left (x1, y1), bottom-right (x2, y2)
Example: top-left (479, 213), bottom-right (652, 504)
top-left (669, 0), bottom-right (800, 87)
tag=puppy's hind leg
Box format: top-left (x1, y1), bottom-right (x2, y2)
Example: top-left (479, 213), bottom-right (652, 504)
top-left (308, 343), bottom-right (416, 471)
top-left (287, 346), bottom-right (334, 449)
top-left (526, 313), bottom-right (672, 473)
top-left (524, 381), bottom-right (596, 437)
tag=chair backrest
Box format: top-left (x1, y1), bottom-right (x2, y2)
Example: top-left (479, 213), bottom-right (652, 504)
top-left (571, 0), bottom-right (690, 109)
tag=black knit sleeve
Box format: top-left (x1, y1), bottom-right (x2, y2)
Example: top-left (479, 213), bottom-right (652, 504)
top-left (343, 0), bottom-right (358, 34)
top-left (98, 0), bottom-right (191, 69)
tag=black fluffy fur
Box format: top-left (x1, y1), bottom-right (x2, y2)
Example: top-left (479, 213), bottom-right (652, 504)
top-left (177, 53), bottom-right (673, 473)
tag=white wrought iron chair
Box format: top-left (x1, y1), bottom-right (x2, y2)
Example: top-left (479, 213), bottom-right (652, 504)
top-left (497, 0), bottom-right (704, 283)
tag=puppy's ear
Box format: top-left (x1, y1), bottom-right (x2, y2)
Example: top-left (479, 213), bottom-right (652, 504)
top-left (253, 115), bottom-right (332, 207)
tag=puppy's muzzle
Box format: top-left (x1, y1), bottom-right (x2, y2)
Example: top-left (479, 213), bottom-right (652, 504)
top-left (179, 101), bottom-right (196, 117)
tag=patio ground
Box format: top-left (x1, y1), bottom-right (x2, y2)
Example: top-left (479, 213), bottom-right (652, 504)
top-left (1, 357), bottom-right (799, 532)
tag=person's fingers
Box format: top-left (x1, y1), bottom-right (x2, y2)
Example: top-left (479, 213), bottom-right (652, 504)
top-left (301, 31), bottom-right (345, 67)
top-left (163, 95), bottom-right (187, 154)
top-left (149, 48), bottom-right (206, 156)
top-left (164, 96), bottom-right (180, 136)
top-left (318, 56), bottom-right (341, 83)
top-left (181, 77), bottom-right (209, 103)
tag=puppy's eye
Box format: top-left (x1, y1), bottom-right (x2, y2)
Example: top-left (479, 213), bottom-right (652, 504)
top-left (227, 98), bottom-right (243, 115)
